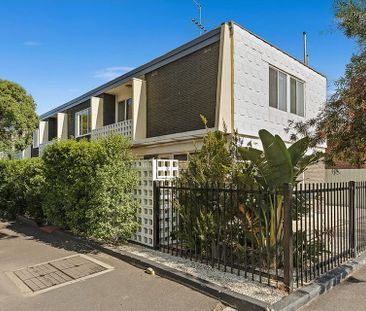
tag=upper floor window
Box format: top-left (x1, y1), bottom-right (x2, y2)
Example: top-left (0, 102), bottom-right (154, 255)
top-left (269, 67), bottom-right (305, 117)
top-left (75, 108), bottom-right (91, 137)
top-left (290, 77), bottom-right (305, 117)
top-left (269, 67), bottom-right (287, 112)
top-left (117, 98), bottom-right (132, 122)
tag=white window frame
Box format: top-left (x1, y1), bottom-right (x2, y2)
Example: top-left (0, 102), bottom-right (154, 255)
top-left (269, 66), bottom-right (306, 117)
top-left (116, 98), bottom-right (132, 123)
top-left (269, 66), bottom-right (287, 112)
top-left (75, 108), bottom-right (91, 138)
top-left (290, 76), bottom-right (305, 117)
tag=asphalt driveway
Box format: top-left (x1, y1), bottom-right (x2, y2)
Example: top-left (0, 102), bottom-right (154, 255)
top-left (0, 221), bottom-right (221, 311)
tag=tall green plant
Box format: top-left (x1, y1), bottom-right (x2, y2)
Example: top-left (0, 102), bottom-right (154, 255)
top-left (177, 127), bottom-right (324, 272)
top-left (177, 118), bottom-right (252, 259)
top-left (42, 134), bottom-right (139, 242)
top-left (238, 130), bottom-right (324, 268)
top-left (0, 80), bottom-right (38, 153)
top-left (238, 130), bottom-right (322, 190)
top-left (0, 158), bottom-right (44, 221)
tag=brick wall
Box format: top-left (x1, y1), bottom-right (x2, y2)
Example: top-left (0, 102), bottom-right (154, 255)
top-left (146, 42), bottom-right (220, 138)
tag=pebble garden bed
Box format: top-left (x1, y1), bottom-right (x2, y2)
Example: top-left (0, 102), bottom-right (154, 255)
top-left (116, 244), bottom-right (287, 305)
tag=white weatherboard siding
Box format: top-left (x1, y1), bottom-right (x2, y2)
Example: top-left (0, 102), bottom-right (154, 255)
top-left (232, 24), bottom-right (326, 145)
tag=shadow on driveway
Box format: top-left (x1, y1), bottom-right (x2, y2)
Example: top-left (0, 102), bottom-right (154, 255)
top-left (4, 221), bottom-right (96, 254)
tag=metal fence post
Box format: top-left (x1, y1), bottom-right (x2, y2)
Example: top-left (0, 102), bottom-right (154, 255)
top-left (349, 181), bottom-right (356, 257)
top-left (153, 181), bottom-right (160, 250)
top-left (283, 183), bottom-right (293, 292)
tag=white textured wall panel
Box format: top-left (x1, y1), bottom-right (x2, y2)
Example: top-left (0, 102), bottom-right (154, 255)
top-left (233, 24), bottom-right (327, 143)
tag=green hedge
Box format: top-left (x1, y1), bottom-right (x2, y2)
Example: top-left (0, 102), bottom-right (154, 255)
top-left (0, 158), bottom-right (44, 221)
top-left (0, 134), bottom-right (140, 243)
top-left (42, 134), bottom-right (139, 242)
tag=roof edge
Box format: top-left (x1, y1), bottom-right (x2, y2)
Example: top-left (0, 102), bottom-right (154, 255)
top-left (40, 20), bottom-right (326, 120)
top-left (228, 20), bottom-right (326, 78)
top-left (40, 25), bottom-right (222, 120)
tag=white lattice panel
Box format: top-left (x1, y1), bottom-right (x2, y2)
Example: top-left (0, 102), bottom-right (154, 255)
top-left (91, 119), bottom-right (132, 140)
top-left (131, 159), bottom-right (179, 247)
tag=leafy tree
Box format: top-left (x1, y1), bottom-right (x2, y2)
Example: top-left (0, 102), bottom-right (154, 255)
top-left (288, 0), bottom-right (366, 167)
top-left (335, 0), bottom-right (366, 45)
top-left (0, 80), bottom-right (38, 153)
top-left (180, 115), bottom-right (252, 185)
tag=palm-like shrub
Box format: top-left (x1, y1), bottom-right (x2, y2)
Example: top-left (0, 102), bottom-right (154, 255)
top-left (238, 129), bottom-right (323, 268)
top-left (176, 127), bottom-right (324, 272)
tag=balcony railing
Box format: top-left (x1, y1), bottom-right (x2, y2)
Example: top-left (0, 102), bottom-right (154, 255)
top-left (91, 119), bottom-right (132, 140)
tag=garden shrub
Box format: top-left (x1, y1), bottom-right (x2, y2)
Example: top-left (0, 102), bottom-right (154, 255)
top-left (0, 158), bottom-right (44, 221)
top-left (178, 126), bottom-right (325, 271)
top-left (42, 134), bottom-right (139, 242)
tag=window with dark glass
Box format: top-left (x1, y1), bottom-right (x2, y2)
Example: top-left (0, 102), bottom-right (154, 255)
top-left (269, 67), bottom-right (287, 111)
top-left (75, 108), bottom-right (91, 137)
top-left (290, 77), bottom-right (305, 117)
top-left (117, 98), bottom-right (132, 122)
top-left (269, 68), bottom-right (277, 108)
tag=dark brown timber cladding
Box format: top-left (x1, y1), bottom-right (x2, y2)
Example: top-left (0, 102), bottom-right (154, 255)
top-left (146, 41), bottom-right (219, 138)
top-left (67, 100), bottom-right (90, 138)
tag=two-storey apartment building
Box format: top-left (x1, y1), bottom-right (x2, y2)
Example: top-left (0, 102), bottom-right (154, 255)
top-left (27, 21), bottom-right (326, 160)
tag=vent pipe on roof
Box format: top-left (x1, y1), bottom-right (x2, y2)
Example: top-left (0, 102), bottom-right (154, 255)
top-left (303, 32), bottom-right (308, 65)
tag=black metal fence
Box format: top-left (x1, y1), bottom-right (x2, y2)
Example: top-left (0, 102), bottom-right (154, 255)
top-left (154, 181), bottom-right (366, 291)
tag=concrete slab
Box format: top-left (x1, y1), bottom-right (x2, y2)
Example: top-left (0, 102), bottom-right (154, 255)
top-left (0, 221), bottom-right (220, 311)
top-left (300, 264), bottom-right (366, 311)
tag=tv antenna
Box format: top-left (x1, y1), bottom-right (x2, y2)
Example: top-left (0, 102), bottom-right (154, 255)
top-left (191, 0), bottom-right (207, 35)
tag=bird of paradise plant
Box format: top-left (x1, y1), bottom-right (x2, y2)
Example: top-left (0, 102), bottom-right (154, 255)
top-left (237, 129), bottom-right (323, 269)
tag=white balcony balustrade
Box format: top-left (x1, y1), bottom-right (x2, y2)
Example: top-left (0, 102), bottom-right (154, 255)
top-left (91, 119), bottom-right (132, 140)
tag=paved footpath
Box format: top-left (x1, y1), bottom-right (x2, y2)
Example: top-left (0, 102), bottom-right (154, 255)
top-left (0, 221), bottom-right (221, 311)
top-left (301, 265), bottom-right (366, 311)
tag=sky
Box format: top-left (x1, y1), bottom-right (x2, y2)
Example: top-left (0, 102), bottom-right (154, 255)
top-left (0, 0), bottom-right (359, 115)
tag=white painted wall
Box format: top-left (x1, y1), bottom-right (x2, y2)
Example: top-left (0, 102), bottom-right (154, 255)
top-left (57, 113), bottom-right (68, 140)
top-left (232, 24), bottom-right (326, 145)
top-left (132, 78), bottom-right (147, 140)
top-left (90, 97), bottom-right (103, 130)
top-left (39, 120), bottom-right (49, 145)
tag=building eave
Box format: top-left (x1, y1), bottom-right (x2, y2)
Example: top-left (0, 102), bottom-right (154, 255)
top-left (40, 27), bottom-right (221, 120)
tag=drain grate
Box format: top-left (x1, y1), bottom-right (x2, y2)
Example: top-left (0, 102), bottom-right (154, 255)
top-left (10, 255), bottom-right (112, 293)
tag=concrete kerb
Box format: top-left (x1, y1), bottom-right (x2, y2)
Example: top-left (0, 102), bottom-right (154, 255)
top-left (16, 218), bottom-right (366, 311)
top-left (270, 252), bottom-right (366, 311)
